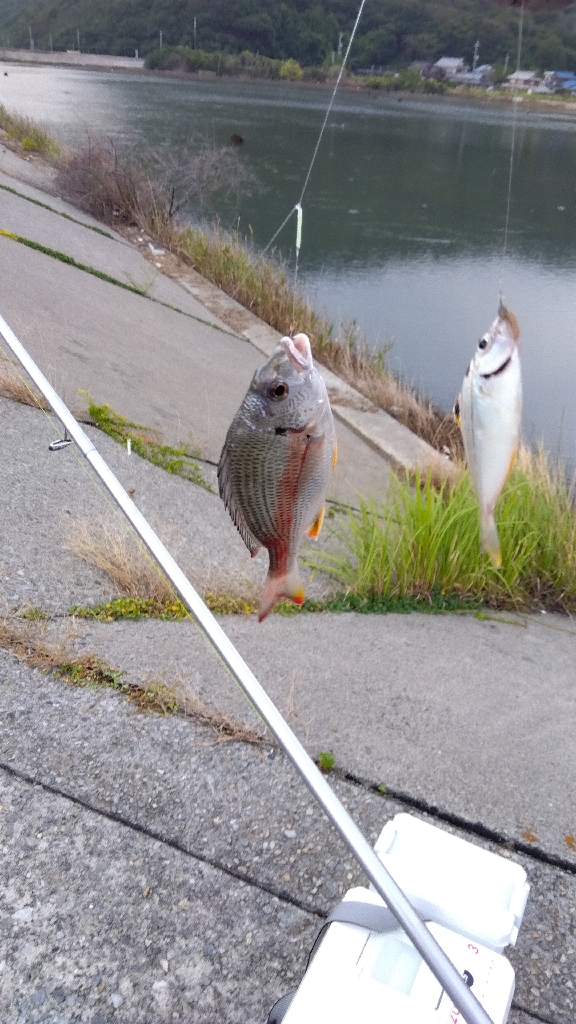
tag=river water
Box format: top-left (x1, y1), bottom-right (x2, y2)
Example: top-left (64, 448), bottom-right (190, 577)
top-left (1, 63), bottom-right (576, 466)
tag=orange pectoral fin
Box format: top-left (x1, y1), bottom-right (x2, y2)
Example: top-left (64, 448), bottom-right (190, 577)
top-left (306, 504), bottom-right (325, 540)
top-left (507, 446), bottom-right (518, 482)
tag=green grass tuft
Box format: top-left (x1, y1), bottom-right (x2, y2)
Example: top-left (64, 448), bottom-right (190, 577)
top-left (0, 103), bottom-right (61, 160)
top-left (21, 606), bottom-right (50, 621)
top-left (306, 451), bottom-right (576, 613)
top-left (87, 400), bottom-right (212, 491)
top-left (318, 751), bottom-right (336, 772)
top-left (55, 657), bottom-right (179, 714)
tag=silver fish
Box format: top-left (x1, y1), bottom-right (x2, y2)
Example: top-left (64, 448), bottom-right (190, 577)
top-left (455, 304), bottom-right (522, 567)
top-left (218, 333), bottom-right (337, 621)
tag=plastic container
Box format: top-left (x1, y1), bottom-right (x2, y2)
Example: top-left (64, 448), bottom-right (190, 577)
top-left (373, 814), bottom-right (529, 953)
top-left (282, 887), bottom-right (516, 1024)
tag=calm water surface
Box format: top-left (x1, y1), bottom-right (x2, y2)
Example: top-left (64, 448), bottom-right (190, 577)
top-left (2, 64), bottom-right (576, 464)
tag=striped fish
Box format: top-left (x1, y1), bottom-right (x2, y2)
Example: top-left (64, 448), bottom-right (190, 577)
top-left (218, 333), bottom-right (337, 621)
top-left (454, 304), bottom-right (522, 567)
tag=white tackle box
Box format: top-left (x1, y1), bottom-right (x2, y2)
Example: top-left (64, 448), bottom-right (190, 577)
top-left (281, 814), bottom-right (530, 1024)
top-left (374, 814), bottom-right (529, 953)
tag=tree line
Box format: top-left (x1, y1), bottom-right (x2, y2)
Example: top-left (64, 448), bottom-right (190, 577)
top-left (1, 0), bottom-right (576, 73)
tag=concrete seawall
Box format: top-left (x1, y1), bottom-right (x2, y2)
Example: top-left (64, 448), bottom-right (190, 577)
top-left (0, 47), bottom-right (144, 69)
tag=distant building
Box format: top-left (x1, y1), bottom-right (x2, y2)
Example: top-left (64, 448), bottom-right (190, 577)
top-left (548, 70), bottom-right (576, 91)
top-left (455, 63), bottom-right (493, 86)
top-left (504, 69), bottom-right (539, 89)
top-left (434, 57), bottom-right (468, 79)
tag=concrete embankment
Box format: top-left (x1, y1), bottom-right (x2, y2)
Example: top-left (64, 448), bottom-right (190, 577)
top-left (0, 47), bottom-right (143, 70)
top-left (0, 143), bottom-right (574, 1024)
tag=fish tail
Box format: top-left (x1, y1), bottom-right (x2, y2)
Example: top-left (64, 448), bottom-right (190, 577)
top-left (481, 511), bottom-right (502, 568)
top-left (258, 564), bottom-right (305, 622)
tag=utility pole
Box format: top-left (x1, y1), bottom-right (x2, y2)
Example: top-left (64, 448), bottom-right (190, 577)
top-left (77, 27), bottom-right (80, 52)
top-left (473, 39), bottom-right (480, 72)
top-left (159, 29), bottom-right (163, 50)
top-left (504, 53), bottom-right (509, 72)
top-left (28, 26), bottom-right (34, 51)
top-left (49, 33), bottom-right (53, 53)
top-left (337, 31), bottom-right (343, 57)
top-left (193, 16), bottom-right (197, 49)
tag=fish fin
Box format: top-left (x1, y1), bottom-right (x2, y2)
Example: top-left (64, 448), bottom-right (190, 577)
top-left (258, 566), bottom-right (305, 622)
top-left (481, 512), bottom-right (502, 568)
top-left (332, 441), bottom-right (338, 470)
top-left (453, 395), bottom-right (461, 429)
top-left (217, 442), bottom-right (261, 556)
top-left (506, 445), bottom-right (518, 483)
top-left (306, 504), bottom-right (325, 540)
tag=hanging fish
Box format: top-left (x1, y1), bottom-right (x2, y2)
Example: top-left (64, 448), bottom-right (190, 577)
top-left (454, 304), bottom-right (522, 567)
top-left (218, 333), bottom-right (337, 621)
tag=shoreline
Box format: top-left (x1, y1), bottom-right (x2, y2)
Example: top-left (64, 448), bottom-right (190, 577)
top-left (2, 47), bottom-right (576, 116)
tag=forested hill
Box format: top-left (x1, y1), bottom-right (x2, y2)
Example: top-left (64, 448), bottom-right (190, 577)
top-left (1, 0), bottom-right (576, 73)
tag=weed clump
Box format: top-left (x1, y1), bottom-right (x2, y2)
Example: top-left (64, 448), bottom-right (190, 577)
top-left (87, 400), bottom-right (211, 490)
top-left (0, 104), bottom-right (60, 160)
top-left (308, 448), bottom-right (576, 613)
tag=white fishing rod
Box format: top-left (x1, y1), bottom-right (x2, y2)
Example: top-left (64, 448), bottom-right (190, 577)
top-left (0, 312), bottom-right (494, 1024)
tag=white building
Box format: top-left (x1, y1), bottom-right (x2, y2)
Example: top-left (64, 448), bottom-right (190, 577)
top-left (504, 69), bottom-right (539, 89)
top-left (434, 57), bottom-right (467, 78)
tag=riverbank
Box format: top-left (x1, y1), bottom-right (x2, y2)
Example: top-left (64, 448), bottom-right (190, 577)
top-left (3, 46), bottom-right (576, 118)
top-left (0, 47), bottom-right (143, 70)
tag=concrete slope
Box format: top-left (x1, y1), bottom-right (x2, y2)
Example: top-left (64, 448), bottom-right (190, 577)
top-left (0, 170), bottom-right (393, 504)
top-left (0, 169), bottom-right (233, 332)
top-left (2, 653), bottom-right (572, 1023)
top-left (2, 398), bottom-right (575, 869)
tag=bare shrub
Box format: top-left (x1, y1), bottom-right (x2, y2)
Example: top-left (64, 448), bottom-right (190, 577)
top-left (143, 140), bottom-right (257, 219)
top-left (55, 139), bottom-right (162, 229)
top-left (55, 136), bottom-right (256, 233)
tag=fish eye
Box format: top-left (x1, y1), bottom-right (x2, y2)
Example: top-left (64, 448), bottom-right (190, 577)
top-left (268, 380), bottom-right (289, 401)
top-left (478, 337), bottom-right (488, 350)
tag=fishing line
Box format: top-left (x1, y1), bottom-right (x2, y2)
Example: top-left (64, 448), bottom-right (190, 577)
top-left (501, 0), bottom-right (525, 278)
top-left (232, 0), bottom-right (367, 325)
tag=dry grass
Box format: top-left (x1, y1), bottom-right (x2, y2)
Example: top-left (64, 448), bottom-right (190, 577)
top-left (0, 355), bottom-right (50, 409)
top-left (167, 678), bottom-right (269, 745)
top-left (69, 519), bottom-right (171, 601)
top-left (68, 519), bottom-right (259, 613)
top-left (0, 615), bottom-right (268, 743)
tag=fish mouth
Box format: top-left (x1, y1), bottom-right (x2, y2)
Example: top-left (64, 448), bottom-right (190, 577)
top-left (481, 355), bottom-right (512, 379)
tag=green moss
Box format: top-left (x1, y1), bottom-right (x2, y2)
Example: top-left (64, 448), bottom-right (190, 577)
top-left (70, 592), bottom-right (258, 621)
top-left (55, 654), bottom-right (178, 714)
top-left (21, 606), bottom-right (50, 621)
top-left (87, 400), bottom-right (212, 491)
